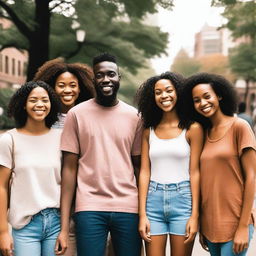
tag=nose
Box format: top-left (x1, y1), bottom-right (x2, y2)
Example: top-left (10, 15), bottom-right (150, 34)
top-left (63, 86), bottom-right (72, 93)
top-left (200, 98), bottom-right (208, 106)
top-left (102, 75), bottom-right (110, 83)
top-left (161, 91), bottom-right (168, 98)
top-left (36, 100), bottom-right (44, 107)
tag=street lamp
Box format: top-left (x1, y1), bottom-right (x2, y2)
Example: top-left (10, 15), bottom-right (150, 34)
top-left (65, 22), bottom-right (86, 59)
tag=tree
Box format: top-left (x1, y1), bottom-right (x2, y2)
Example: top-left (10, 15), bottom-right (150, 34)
top-left (212, 0), bottom-right (256, 103)
top-left (171, 49), bottom-right (200, 77)
top-left (197, 54), bottom-right (235, 82)
top-left (0, 0), bottom-right (173, 80)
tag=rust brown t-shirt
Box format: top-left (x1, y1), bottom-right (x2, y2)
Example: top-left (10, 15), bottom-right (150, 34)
top-left (200, 117), bottom-right (256, 242)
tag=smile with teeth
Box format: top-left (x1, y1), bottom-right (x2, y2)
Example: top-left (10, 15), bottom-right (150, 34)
top-left (63, 95), bottom-right (74, 101)
top-left (161, 100), bottom-right (172, 106)
top-left (201, 106), bottom-right (212, 113)
top-left (33, 110), bottom-right (45, 114)
top-left (102, 86), bottom-right (113, 92)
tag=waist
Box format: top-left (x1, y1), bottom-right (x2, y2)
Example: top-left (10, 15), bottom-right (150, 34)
top-left (149, 180), bottom-right (190, 191)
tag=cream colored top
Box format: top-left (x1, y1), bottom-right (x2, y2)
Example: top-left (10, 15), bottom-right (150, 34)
top-left (0, 128), bottom-right (62, 229)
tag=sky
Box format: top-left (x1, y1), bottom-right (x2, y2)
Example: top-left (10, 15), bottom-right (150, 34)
top-left (151, 0), bottom-right (225, 73)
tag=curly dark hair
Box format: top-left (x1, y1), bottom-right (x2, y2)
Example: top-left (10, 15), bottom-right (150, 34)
top-left (135, 71), bottom-right (191, 129)
top-left (33, 58), bottom-right (95, 104)
top-left (182, 72), bottom-right (238, 129)
top-left (8, 81), bottom-right (61, 128)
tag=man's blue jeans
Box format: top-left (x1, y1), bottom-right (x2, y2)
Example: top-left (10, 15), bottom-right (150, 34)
top-left (12, 208), bottom-right (60, 256)
top-left (74, 211), bottom-right (142, 256)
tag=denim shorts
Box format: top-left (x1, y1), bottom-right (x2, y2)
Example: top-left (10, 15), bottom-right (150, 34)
top-left (146, 180), bottom-right (192, 236)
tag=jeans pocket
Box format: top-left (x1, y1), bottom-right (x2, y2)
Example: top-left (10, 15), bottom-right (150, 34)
top-left (52, 208), bottom-right (61, 218)
top-left (178, 186), bottom-right (192, 200)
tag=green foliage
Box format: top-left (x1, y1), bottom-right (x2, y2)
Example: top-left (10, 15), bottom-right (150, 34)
top-left (0, 88), bottom-right (15, 129)
top-left (171, 49), bottom-right (200, 77)
top-left (0, 0), bottom-right (172, 78)
top-left (229, 43), bottom-right (256, 81)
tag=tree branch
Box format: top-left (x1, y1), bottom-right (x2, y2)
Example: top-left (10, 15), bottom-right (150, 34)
top-left (0, 0), bottom-right (32, 38)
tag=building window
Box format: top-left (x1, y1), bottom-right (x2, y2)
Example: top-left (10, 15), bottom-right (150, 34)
top-left (18, 60), bottom-right (21, 76)
top-left (12, 58), bottom-right (15, 75)
top-left (5, 56), bottom-right (9, 74)
top-left (23, 62), bottom-right (27, 77)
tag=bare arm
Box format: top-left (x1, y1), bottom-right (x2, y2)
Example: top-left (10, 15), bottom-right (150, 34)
top-left (55, 152), bottom-right (78, 255)
top-left (233, 148), bottom-right (256, 254)
top-left (138, 129), bottom-right (151, 242)
top-left (185, 123), bottom-right (204, 243)
top-left (132, 155), bottom-right (141, 186)
top-left (0, 166), bottom-right (14, 256)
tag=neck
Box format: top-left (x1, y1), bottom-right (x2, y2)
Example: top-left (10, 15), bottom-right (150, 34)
top-left (19, 120), bottom-right (50, 135)
top-left (161, 110), bottom-right (179, 126)
top-left (210, 110), bottom-right (233, 128)
top-left (96, 97), bottom-right (119, 107)
top-left (61, 104), bottom-right (72, 114)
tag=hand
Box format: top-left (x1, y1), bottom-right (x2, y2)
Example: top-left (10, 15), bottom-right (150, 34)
top-left (184, 216), bottom-right (198, 244)
top-left (199, 233), bottom-right (209, 251)
top-left (0, 232), bottom-right (14, 256)
top-left (55, 231), bottom-right (68, 255)
top-left (139, 215), bottom-right (151, 242)
top-left (233, 225), bottom-right (249, 254)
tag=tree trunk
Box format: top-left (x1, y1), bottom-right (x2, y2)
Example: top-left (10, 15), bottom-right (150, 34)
top-left (27, 0), bottom-right (51, 81)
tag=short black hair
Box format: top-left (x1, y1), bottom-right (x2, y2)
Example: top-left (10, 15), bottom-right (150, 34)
top-left (92, 52), bottom-right (117, 67)
top-left (8, 81), bottom-right (61, 128)
top-left (182, 72), bottom-right (238, 129)
top-left (136, 71), bottom-right (191, 129)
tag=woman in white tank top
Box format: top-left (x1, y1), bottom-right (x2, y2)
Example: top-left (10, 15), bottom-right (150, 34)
top-left (136, 72), bottom-right (203, 256)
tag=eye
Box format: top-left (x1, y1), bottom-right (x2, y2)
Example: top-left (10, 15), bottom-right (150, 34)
top-left (56, 84), bottom-right (65, 89)
top-left (42, 99), bottom-right (49, 103)
top-left (193, 99), bottom-right (200, 103)
top-left (95, 73), bottom-right (103, 79)
top-left (70, 84), bottom-right (77, 88)
top-left (108, 72), bottom-right (117, 78)
top-left (167, 89), bottom-right (173, 93)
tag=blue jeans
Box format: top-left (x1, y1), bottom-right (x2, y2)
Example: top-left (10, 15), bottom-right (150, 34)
top-left (12, 208), bottom-right (60, 256)
top-left (206, 224), bottom-right (254, 256)
top-left (74, 211), bottom-right (142, 256)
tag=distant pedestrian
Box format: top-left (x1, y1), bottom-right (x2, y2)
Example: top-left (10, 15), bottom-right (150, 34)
top-left (238, 102), bottom-right (254, 130)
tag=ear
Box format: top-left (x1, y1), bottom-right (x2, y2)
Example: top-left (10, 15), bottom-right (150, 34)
top-left (118, 74), bottom-right (121, 81)
top-left (218, 95), bottom-right (222, 101)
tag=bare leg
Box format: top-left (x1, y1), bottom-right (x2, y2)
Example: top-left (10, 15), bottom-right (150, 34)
top-left (169, 234), bottom-right (194, 256)
top-left (145, 235), bottom-right (167, 256)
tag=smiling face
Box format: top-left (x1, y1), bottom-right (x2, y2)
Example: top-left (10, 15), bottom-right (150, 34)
top-left (55, 72), bottom-right (80, 111)
top-left (154, 79), bottom-right (177, 112)
top-left (93, 61), bottom-right (120, 106)
top-left (25, 87), bottom-right (51, 123)
top-left (192, 83), bottom-right (221, 118)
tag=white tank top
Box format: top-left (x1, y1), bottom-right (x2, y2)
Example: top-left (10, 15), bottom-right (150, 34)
top-left (149, 128), bottom-right (190, 184)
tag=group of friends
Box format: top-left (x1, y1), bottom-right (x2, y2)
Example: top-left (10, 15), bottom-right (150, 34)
top-left (0, 52), bottom-right (255, 256)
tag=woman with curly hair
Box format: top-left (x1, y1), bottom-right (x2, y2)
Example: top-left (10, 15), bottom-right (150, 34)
top-left (0, 81), bottom-right (62, 256)
top-left (33, 58), bottom-right (95, 128)
top-left (136, 72), bottom-right (203, 256)
top-left (182, 73), bottom-right (256, 256)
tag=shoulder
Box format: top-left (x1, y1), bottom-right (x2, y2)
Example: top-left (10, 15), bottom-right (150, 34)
top-left (187, 122), bottom-right (203, 136)
top-left (119, 100), bottom-right (138, 113)
top-left (0, 129), bottom-right (15, 146)
top-left (233, 117), bottom-right (252, 132)
top-left (69, 99), bottom-right (94, 113)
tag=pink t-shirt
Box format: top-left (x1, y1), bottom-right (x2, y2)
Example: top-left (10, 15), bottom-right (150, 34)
top-left (61, 99), bottom-right (142, 213)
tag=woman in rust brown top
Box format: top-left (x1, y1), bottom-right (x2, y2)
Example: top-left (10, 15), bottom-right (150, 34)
top-left (183, 73), bottom-right (256, 256)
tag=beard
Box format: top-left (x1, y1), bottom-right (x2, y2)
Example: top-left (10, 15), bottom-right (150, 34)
top-left (95, 83), bottom-right (120, 107)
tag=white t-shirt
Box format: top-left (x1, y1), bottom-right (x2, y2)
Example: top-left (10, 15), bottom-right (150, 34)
top-left (0, 128), bottom-right (62, 229)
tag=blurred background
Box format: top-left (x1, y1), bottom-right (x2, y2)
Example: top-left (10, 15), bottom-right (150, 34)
top-left (0, 0), bottom-right (255, 130)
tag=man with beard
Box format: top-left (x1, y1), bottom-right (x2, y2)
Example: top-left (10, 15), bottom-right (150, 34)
top-left (56, 53), bottom-right (142, 256)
